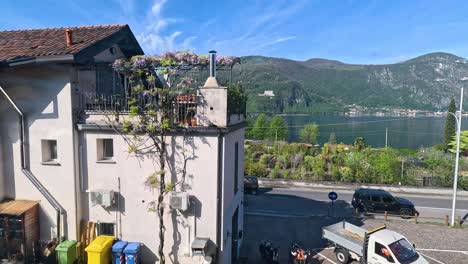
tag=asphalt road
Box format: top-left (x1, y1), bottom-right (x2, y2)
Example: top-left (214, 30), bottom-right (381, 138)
top-left (240, 187), bottom-right (468, 264)
top-left (245, 187), bottom-right (468, 222)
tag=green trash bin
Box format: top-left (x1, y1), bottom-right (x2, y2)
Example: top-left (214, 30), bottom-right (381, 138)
top-left (56, 240), bottom-right (77, 264)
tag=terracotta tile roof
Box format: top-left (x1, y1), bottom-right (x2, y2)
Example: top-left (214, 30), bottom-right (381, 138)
top-left (0, 24), bottom-right (130, 62)
top-left (0, 199), bottom-right (39, 216)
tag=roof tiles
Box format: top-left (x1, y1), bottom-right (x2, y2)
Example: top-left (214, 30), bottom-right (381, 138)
top-left (0, 24), bottom-right (128, 62)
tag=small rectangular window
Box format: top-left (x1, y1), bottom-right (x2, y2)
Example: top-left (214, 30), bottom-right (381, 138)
top-left (103, 139), bottom-right (114, 159)
top-left (371, 196), bottom-right (381, 203)
top-left (97, 138), bottom-right (114, 161)
top-left (97, 222), bottom-right (115, 236)
top-left (41, 140), bottom-right (58, 163)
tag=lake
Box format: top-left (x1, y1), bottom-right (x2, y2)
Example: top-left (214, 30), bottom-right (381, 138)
top-left (281, 115), bottom-right (468, 149)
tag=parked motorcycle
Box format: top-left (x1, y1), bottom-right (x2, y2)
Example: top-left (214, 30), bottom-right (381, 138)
top-left (289, 243), bottom-right (312, 264)
top-left (259, 240), bottom-right (279, 264)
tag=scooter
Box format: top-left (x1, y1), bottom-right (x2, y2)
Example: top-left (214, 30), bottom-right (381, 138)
top-left (289, 243), bottom-right (312, 264)
top-left (259, 240), bottom-right (279, 264)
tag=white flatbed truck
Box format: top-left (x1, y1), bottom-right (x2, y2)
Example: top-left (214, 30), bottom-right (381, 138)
top-left (322, 221), bottom-right (428, 264)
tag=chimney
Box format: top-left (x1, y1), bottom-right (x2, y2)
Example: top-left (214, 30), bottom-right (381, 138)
top-left (209, 50), bottom-right (216, 77)
top-left (65, 29), bottom-right (72, 47)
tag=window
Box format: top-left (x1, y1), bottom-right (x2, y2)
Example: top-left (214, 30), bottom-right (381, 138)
top-left (383, 196), bottom-right (395, 204)
top-left (234, 142), bottom-right (239, 194)
top-left (97, 139), bottom-right (114, 161)
top-left (389, 239), bottom-right (418, 263)
top-left (41, 140), bottom-right (58, 163)
top-left (375, 242), bottom-right (395, 263)
top-left (97, 222), bottom-right (115, 236)
top-left (371, 196), bottom-right (381, 203)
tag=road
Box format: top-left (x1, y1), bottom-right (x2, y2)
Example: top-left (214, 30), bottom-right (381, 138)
top-left (245, 187), bottom-right (468, 222)
top-left (240, 187), bottom-right (468, 264)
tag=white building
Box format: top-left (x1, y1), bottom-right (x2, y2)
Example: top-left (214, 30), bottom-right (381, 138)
top-left (258, 90), bottom-right (275, 97)
top-left (0, 25), bottom-right (245, 263)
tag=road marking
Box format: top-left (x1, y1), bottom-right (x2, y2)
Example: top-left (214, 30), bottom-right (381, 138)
top-left (417, 248), bottom-right (468, 254)
top-left (416, 206), bottom-right (468, 211)
top-left (310, 249), bottom-right (337, 264)
top-left (418, 252), bottom-right (445, 264)
top-left (245, 211), bottom-right (307, 218)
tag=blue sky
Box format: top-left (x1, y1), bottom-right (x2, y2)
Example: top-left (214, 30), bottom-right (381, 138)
top-left (2, 0), bottom-right (468, 64)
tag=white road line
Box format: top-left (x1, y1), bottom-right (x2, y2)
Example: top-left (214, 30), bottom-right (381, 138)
top-left (418, 252), bottom-right (445, 264)
top-left (416, 206), bottom-right (468, 211)
top-left (311, 249), bottom-right (337, 264)
top-left (417, 248), bottom-right (468, 254)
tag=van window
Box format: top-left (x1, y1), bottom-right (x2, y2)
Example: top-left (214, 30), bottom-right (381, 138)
top-left (371, 196), bottom-right (381, 202)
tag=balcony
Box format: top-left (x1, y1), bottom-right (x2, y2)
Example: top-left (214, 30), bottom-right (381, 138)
top-left (78, 87), bottom-right (245, 128)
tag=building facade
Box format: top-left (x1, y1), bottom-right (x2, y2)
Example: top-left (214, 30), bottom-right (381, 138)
top-left (0, 25), bottom-right (244, 263)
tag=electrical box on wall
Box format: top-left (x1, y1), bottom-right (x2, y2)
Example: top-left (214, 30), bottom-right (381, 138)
top-left (169, 192), bottom-right (190, 211)
top-left (90, 190), bottom-right (115, 208)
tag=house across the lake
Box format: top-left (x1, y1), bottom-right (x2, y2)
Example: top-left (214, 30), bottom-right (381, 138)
top-left (0, 24), bottom-right (245, 264)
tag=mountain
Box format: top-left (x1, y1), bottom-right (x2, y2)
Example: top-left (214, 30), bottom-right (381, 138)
top-left (233, 52), bottom-right (468, 113)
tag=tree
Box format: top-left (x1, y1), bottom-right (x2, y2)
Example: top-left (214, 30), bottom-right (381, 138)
top-left (444, 98), bottom-right (457, 148)
top-left (328, 132), bottom-right (337, 144)
top-left (250, 114), bottom-right (270, 140)
top-left (448, 130), bottom-right (468, 155)
top-left (268, 115), bottom-right (288, 141)
top-left (354, 137), bottom-right (367, 151)
top-left (299, 123), bottom-right (320, 144)
top-left (109, 51), bottom-right (239, 263)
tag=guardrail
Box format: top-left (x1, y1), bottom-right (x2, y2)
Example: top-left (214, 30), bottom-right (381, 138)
top-left (354, 208), bottom-right (464, 226)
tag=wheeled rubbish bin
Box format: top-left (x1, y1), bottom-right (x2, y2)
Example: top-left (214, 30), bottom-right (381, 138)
top-left (123, 243), bottom-right (141, 264)
top-left (56, 240), bottom-right (77, 264)
top-left (112, 241), bottom-right (128, 264)
top-left (85, 235), bottom-right (114, 264)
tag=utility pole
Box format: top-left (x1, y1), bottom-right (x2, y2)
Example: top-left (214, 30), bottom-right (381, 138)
top-left (385, 127), bottom-right (388, 148)
top-left (401, 160), bottom-right (404, 181)
top-left (451, 87), bottom-right (463, 226)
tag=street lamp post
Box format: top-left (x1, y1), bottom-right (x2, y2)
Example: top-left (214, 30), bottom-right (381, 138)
top-left (448, 87), bottom-right (464, 226)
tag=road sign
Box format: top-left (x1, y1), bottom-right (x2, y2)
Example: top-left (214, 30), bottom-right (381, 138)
top-left (328, 191), bottom-right (338, 201)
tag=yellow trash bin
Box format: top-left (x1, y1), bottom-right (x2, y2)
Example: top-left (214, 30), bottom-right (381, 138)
top-left (85, 235), bottom-right (114, 264)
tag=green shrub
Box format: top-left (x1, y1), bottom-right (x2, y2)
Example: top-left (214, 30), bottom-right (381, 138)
top-left (311, 156), bottom-right (325, 180)
top-left (304, 155), bottom-right (314, 171)
top-left (340, 166), bottom-right (354, 182)
top-left (259, 153), bottom-right (274, 168)
top-left (277, 155), bottom-right (289, 169)
top-left (271, 164), bottom-right (281, 179)
top-left (246, 163), bottom-right (268, 177)
top-left (330, 165), bottom-right (341, 181)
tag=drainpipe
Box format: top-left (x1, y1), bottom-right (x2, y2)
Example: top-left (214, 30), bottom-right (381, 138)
top-left (215, 132), bottom-right (224, 263)
top-left (0, 85), bottom-right (65, 241)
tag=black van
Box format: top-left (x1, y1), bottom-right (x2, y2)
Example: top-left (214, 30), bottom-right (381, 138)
top-left (351, 188), bottom-right (418, 218)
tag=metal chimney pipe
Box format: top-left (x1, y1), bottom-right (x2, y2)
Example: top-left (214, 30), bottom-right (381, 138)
top-left (209, 50), bottom-right (217, 77)
top-left (65, 29), bottom-right (72, 47)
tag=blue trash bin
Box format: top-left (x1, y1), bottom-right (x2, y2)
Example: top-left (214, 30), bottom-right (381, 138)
top-left (112, 241), bottom-right (128, 264)
top-left (123, 243), bottom-right (141, 264)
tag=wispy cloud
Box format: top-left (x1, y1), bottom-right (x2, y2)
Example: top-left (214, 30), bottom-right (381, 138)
top-left (136, 0), bottom-right (188, 54)
top-left (208, 0), bottom-right (305, 55)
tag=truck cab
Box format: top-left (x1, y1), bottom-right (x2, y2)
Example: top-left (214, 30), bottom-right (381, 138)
top-left (322, 222), bottom-right (428, 264)
top-left (366, 229), bottom-right (426, 264)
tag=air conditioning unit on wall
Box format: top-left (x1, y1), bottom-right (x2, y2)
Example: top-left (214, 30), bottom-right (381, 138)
top-left (90, 190), bottom-right (115, 208)
top-left (169, 192), bottom-right (190, 211)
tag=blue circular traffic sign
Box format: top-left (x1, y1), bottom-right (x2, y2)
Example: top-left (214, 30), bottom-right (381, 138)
top-left (328, 191), bottom-right (338, 201)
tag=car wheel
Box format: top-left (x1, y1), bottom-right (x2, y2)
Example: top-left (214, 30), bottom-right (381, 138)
top-left (335, 249), bottom-right (350, 264)
top-left (400, 208), bottom-right (413, 219)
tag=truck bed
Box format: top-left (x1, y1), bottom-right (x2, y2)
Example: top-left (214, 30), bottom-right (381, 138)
top-left (322, 221), bottom-right (365, 256)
